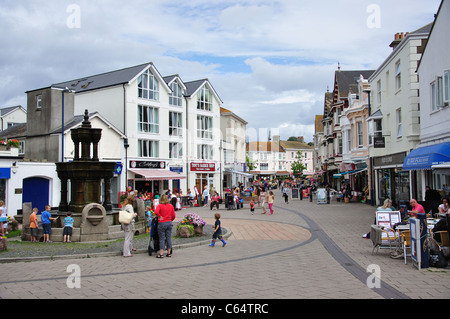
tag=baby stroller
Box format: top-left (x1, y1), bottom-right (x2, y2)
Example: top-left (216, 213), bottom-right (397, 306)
top-left (148, 217), bottom-right (159, 256)
top-left (226, 193), bottom-right (235, 210)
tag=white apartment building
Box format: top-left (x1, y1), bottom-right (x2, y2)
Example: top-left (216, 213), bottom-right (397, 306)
top-left (21, 62), bottom-right (225, 210)
top-left (412, 0), bottom-right (450, 196)
top-left (220, 107), bottom-right (250, 189)
top-left (368, 23), bottom-right (432, 205)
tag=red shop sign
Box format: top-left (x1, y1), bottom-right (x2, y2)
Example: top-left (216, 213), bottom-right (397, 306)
top-left (190, 162), bottom-right (215, 172)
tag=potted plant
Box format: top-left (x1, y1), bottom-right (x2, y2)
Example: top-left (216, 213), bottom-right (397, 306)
top-left (176, 213), bottom-right (207, 237)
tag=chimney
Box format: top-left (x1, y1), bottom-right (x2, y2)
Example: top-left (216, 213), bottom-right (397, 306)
top-left (297, 136), bottom-right (304, 143)
top-left (389, 32), bottom-right (406, 50)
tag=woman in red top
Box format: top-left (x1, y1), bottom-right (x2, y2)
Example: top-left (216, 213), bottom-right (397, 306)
top-left (154, 195), bottom-right (176, 258)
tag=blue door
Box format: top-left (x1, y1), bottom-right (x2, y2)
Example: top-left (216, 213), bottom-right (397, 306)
top-left (23, 177), bottom-right (50, 212)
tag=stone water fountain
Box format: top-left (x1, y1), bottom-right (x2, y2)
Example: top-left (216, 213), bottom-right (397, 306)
top-left (21, 110), bottom-right (145, 242)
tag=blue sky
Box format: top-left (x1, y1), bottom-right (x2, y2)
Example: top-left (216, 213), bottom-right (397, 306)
top-left (0, 0), bottom-right (442, 142)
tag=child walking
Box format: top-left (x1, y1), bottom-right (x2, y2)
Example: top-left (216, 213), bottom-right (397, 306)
top-left (209, 213), bottom-right (226, 247)
top-left (268, 191), bottom-right (275, 215)
top-left (249, 199), bottom-right (255, 215)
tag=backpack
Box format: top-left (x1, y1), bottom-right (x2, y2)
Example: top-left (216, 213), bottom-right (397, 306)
top-left (429, 249), bottom-right (448, 268)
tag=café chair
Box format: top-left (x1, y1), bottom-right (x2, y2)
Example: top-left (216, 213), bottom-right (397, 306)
top-left (399, 230), bottom-right (411, 264)
top-left (370, 225), bottom-right (400, 255)
top-left (433, 230), bottom-right (449, 248)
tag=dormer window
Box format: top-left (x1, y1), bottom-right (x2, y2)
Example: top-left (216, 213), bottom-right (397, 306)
top-left (169, 82), bottom-right (182, 106)
top-left (197, 86), bottom-right (212, 111)
top-left (138, 68), bottom-right (159, 101)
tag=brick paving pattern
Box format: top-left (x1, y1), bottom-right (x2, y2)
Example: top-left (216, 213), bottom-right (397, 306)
top-left (1, 196), bottom-right (449, 300)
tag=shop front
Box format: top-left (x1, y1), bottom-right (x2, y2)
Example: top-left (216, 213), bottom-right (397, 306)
top-left (373, 152), bottom-right (410, 207)
top-left (128, 160), bottom-right (186, 196)
top-left (190, 162), bottom-right (220, 196)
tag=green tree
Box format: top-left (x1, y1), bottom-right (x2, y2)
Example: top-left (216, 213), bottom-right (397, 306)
top-left (291, 151), bottom-right (306, 177)
top-left (246, 153), bottom-right (258, 171)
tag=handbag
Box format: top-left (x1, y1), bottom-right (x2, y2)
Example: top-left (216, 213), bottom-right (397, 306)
top-left (119, 210), bottom-right (133, 225)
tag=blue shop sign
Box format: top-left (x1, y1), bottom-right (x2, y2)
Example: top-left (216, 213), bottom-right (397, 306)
top-left (115, 162), bottom-right (123, 175)
top-left (170, 166), bottom-right (183, 173)
top-left (0, 168), bottom-right (11, 179)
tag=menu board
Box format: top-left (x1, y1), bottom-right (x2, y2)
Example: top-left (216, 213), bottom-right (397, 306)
top-left (376, 211), bottom-right (401, 239)
top-left (291, 188), bottom-right (299, 199)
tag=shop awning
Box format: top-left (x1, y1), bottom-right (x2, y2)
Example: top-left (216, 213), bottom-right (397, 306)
top-left (224, 169), bottom-right (253, 177)
top-left (403, 142), bottom-right (450, 170)
top-left (129, 169), bottom-right (186, 180)
top-left (333, 168), bottom-right (367, 178)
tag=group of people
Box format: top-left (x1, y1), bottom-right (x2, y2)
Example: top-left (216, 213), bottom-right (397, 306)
top-left (28, 205), bottom-right (74, 243)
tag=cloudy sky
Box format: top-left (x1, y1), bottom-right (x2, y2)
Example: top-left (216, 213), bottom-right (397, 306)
top-left (0, 0), bottom-right (441, 142)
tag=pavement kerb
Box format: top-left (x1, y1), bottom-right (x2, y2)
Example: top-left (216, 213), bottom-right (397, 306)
top-left (0, 228), bottom-right (233, 264)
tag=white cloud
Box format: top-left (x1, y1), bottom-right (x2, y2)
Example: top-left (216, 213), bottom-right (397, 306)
top-left (0, 0), bottom-right (442, 143)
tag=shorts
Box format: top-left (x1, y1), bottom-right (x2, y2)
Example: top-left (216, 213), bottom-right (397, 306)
top-left (30, 227), bottom-right (38, 237)
top-left (63, 226), bottom-right (73, 236)
top-left (212, 230), bottom-right (223, 240)
top-left (42, 223), bottom-right (52, 235)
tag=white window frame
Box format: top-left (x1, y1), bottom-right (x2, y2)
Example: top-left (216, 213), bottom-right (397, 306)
top-left (169, 142), bottom-right (183, 159)
top-left (444, 70), bottom-right (450, 103)
top-left (169, 111), bottom-right (183, 137)
top-left (431, 81), bottom-right (437, 111)
top-left (138, 68), bottom-right (159, 101)
top-left (437, 76), bottom-right (444, 107)
top-left (169, 82), bottom-right (182, 107)
top-left (357, 122), bottom-right (363, 148)
top-left (197, 86), bottom-right (212, 111)
top-left (377, 80), bottom-right (382, 106)
top-left (36, 95), bottom-right (42, 109)
top-left (396, 108), bottom-right (402, 138)
top-left (395, 61), bottom-right (401, 91)
top-left (197, 115), bottom-right (213, 140)
top-left (197, 144), bottom-right (213, 160)
top-left (138, 139), bottom-right (159, 158)
top-left (138, 105), bottom-right (159, 134)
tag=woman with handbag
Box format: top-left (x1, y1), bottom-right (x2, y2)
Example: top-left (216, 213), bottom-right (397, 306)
top-left (121, 195), bottom-right (137, 257)
top-left (154, 195), bottom-right (176, 258)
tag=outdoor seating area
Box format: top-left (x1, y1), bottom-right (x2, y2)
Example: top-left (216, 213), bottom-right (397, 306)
top-left (370, 211), bottom-right (450, 269)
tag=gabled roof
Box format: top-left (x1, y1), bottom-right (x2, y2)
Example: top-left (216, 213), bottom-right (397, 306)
top-left (0, 105), bottom-right (26, 117)
top-left (51, 63), bottom-right (151, 93)
top-left (163, 74), bottom-right (187, 91)
top-left (0, 122), bottom-right (27, 139)
top-left (247, 141), bottom-right (284, 153)
top-left (184, 79), bottom-right (223, 104)
top-left (334, 70), bottom-right (375, 101)
top-left (315, 115), bottom-right (324, 133)
top-left (220, 107), bottom-right (248, 125)
top-left (28, 62), bottom-right (173, 94)
top-left (279, 140), bottom-right (313, 150)
top-left (50, 112), bottom-right (126, 137)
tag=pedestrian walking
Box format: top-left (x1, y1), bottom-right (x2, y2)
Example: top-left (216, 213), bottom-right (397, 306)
top-left (250, 198), bottom-right (255, 215)
top-left (260, 188), bottom-right (267, 214)
top-left (209, 213), bottom-right (226, 247)
top-left (268, 191), bottom-right (275, 215)
top-left (283, 185), bottom-right (290, 204)
top-left (0, 200), bottom-right (7, 235)
top-left (121, 195), bottom-right (137, 257)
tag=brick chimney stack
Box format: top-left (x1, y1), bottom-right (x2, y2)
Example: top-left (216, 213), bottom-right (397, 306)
top-left (389, 32), bottom-right (407, 50)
